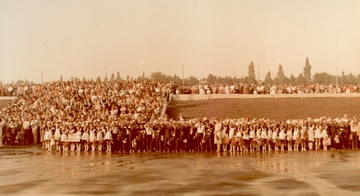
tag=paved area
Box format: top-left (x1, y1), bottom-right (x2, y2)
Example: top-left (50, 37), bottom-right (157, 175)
top-left (1, 146), bottom-right (360, 195)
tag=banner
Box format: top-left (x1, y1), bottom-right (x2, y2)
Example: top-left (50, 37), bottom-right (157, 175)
top-left (67, 133), bottom-right (80, 142)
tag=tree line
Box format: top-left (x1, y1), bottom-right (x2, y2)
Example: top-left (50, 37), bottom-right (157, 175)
top-left (4, 58), bottom-right (360, 85)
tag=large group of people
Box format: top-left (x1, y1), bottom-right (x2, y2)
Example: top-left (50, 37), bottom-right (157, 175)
top-left (1, 80), bottom-right (360, 154)
top-left (178, 83), bottom-right (360, 95)
top-left (0, 80), bottom-right (174, 150)
top-left (2, 82), bottom-right (360, 97)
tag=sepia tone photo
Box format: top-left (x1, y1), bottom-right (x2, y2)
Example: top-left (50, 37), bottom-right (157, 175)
top-left (1, 0), bottom-right (360, 195)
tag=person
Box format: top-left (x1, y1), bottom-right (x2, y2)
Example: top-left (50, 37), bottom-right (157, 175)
top-left (97, 124), bottom-right (105, 152)
top-left (301, 124), bottom-right (308, 151)
top-left (308, 122), bottom-right (315, 150)
top-left (61, 129), bottom-right (68, 152)
top-left (195, 118), bottom-right (206, 152)
top-left (31, 116), bottom-right (39, 144)
top-left (350, 118), bottom-right (358, 150)
top-left (54, 123), bottom-right (62, 152)
top-left (229, 122), bottom-right (236, 152)
top-left (314, 124), bottom-right (322, 150)
top-left (214, 118), bottom-right (222, 152)
top-left (279, 126), bottom-right (286, 151)
top-left (104, 124), bottom-right (112, 152)
top-left (221, 121), bottom-right (229, 152)
top-left (82, 125), bottom-right (90, 152)
top-left (90, 124), bottom-right (97, 152)
top-left (286, 126), bottom-right (296, 151)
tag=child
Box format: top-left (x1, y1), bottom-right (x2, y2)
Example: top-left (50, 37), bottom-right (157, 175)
top-left (314, 125), bottom-right (322, 150)
top-left (308, 123), bottom-right (315, 150)
top-left (229, 123), bottom-right (236, 152)
top-left (286, 127), bottom-right (293, 151)
top-left (272, 127), bottom-right (279, 151)
top-left (54, 124), bottom-right (61, 152)
top-left (75, 127), bottom-right (82, 153)
top-left (301, 125), bottom-right (308, 151)
top-left (61, 130), bottom-right (68, 153)
top-left (249, 126), bottom-right (255, 152)
top-left (104, 125), bottom-right (113, 153)
top-left (322, 126), bottom-right (329, 150)
top-left (96, 125), bottom-right (104, 152)
top-left (90, 125), bottom-right (96, 152)
top-left (279, 127), bottom-right (286, 151)
top-left (82, 127), bottom-right (90, 152)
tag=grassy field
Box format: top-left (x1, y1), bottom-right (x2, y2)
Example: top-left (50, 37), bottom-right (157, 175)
top-left (167, 97), bottom-right (360, 121)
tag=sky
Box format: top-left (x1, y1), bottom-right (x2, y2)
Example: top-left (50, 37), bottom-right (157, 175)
top-left (1, 0), bottom-right (360, 83)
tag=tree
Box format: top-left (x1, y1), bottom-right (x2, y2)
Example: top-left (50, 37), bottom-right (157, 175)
top-left (116, 71), bottom-right (121, 81)
top-left (142, 71), bottom-right (146, 80)
top-left (110, 73), bottom-right (115, 81)
top-left (150, 72), bottom-right (164, 81)
top-left (289, 74), bottom-right (296, 84)
top-left (303, 57), bottom-right (312, 83)
top-left (248, 61), bottom-right (256, 84)
top-left (96, 76), bottom-right (101, 82)
top-left (59, 75), bottom-right (63, 82)
top-left (264, 71), bottom-right (272, 84)
top-left (296, 73), bottom-right (305, 85)
top-left (276, 64), bottom-right (286, 84)
top-left (187, 76), bottom-right (199, 84)
top-left (207, 74), bottom-right (217, 84)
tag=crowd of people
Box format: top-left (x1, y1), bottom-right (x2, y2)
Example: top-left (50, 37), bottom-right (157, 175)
top-left (1, 80), bottom-right (360, 154)
top-left (2, 82), bottom-right (360, 97)
top-left (178, 83), bottom-right (360, 95)
top-left (0, 80), bottom-right (174, 150)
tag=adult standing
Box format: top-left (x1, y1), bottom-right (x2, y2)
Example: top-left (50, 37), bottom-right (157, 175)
top-left (214, 118), bottom-right (222, 152)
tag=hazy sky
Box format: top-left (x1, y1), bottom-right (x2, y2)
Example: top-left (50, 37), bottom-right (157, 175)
top-left (1, 0), bottom-right (360, 83)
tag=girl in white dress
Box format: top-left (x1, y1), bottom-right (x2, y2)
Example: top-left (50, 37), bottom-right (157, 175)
top-left (279, 127), bottom-right (286, 151)
top-left (54, 124), bottom-right (62, 152)
top-left (75, 127), bottom-right (82, 153)
top-left (307, 123), bottom-right (314, 150)
top-left (43, 124), bottom-right (51, 151)
top-left (61, 129), bottom-right (68, 152)
top-left (104, 125), bottom-right (113, 152)
top-left (321, 125), bottom-right (329, 150)
top-left (314, 125), bottom-right (322, 150)
top-left (82, 126), bottom-right (90, 152)
top-left (287, 127), bottom-right (293, 151)
top-left (96, 125), bottom-right (104, 152)
top-left (90, 125), bottom-right (97, 152)
top-left (294, 126), bottom-right (301, 151)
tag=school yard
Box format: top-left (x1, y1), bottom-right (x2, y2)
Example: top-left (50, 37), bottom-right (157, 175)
top-left (1, 97), bottom-right (360, 195)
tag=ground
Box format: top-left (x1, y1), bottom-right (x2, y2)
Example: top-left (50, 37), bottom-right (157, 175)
top-left (167, 97), bottom-right (360, 120)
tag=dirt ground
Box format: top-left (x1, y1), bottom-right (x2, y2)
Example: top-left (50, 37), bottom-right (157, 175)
top-left (1, 146), bottom-right (360, 195)
top-left (167, 97), bottom-right (360, 120)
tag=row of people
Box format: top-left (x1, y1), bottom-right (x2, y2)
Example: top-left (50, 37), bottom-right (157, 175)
top-left (178, 83), bottom-right (360, 95)
top-left (18, 114), bottom-right (360, 153)
top-left (2, 82), bottom-right (360, 97)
